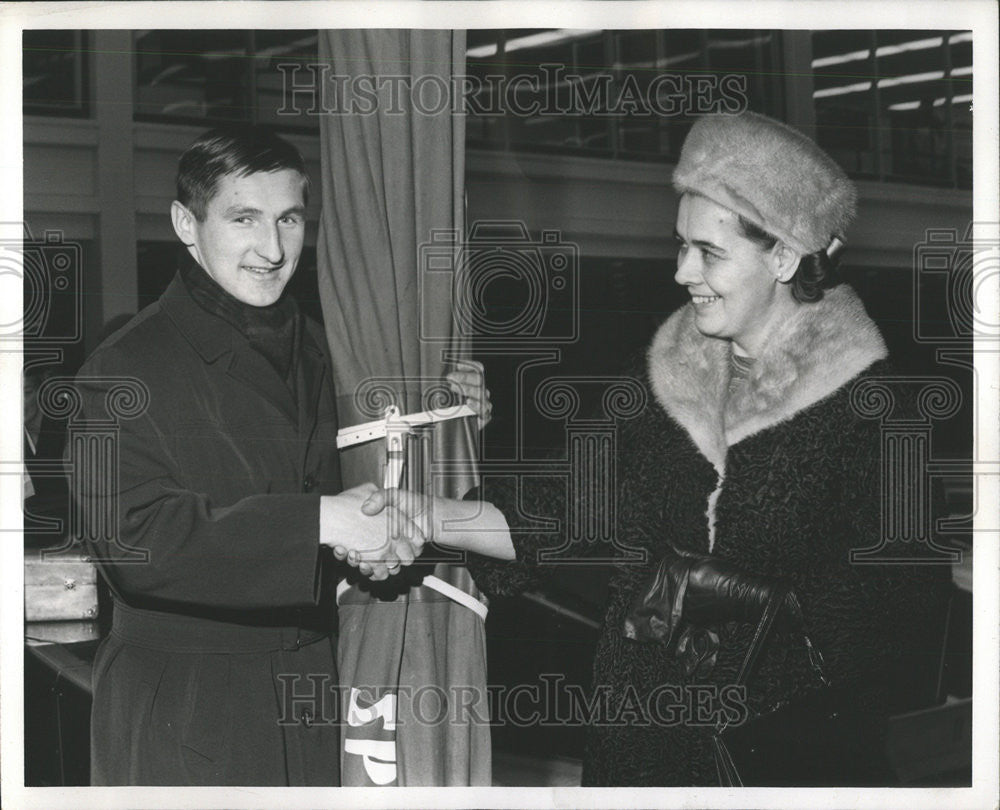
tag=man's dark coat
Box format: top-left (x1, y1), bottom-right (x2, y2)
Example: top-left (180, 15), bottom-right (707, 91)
top-left (75, 272), bottom-right (343, 785)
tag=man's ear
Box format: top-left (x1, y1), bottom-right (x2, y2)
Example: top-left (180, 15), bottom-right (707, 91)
top-left (170, 200), bottom-right (198, 246)
top-left (770, 241), bottom-right (801, 283)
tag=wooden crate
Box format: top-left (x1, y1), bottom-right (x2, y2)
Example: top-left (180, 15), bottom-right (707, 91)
top-left (24, 551), bottom-right (98, 622)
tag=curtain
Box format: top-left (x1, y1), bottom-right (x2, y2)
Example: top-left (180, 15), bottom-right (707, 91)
top-left (315, 29), bottom-right (491, 786)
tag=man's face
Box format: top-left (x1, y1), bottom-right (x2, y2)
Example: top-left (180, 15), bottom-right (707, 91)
top-left (172, 169), bottom-right (307, 307)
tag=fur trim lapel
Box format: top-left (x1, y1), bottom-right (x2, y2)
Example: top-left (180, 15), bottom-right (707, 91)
top-left (647, 285), bottom-right (887, 464)
top-left (647, 305), bottom-right (730, 472)
top-left (724, 285), bottom-right (887, 445)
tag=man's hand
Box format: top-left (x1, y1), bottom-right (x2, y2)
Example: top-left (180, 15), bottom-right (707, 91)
top-left (320, 483), bottom-right (426, 580)
top-left (332, 487), bottom-right (438, 577)
top-left (446, 359), bottom-right (492, 429)
top-left (361, 487), bottom-right (437, 541)
top-left (347, 487), bottom-right (517, 563)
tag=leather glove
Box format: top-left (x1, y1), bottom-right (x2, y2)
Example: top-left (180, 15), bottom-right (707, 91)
top-left (623, 547), bottom-right (792, 647)
top-left (684, 553), bottom-right (784, 626)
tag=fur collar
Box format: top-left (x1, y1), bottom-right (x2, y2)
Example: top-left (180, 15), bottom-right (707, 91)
top-left (647, 285), bottom-right (887, 471)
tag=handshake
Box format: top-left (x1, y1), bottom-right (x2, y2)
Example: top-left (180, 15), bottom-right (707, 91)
top-left (319, 483), bottom-right (438, 580)
top-left (317, 359), bottom-right (496, 579)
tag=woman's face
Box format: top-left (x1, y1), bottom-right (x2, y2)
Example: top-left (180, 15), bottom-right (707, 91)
top-left (673, 193), bottom-right (793, 357)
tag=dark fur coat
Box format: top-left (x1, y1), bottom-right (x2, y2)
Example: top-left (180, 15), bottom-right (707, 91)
top-left (470, 285), bottom-right (951, 786)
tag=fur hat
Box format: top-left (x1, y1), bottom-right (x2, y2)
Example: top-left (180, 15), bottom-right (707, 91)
top-left (672, 112), bottom-right (857, 256)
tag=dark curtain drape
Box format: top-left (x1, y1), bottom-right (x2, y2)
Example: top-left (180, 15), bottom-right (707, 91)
top-left (316, 29), bottom-right (491, 786)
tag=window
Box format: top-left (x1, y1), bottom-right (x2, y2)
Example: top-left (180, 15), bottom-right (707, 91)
top-left (23, 30), bottom-right (89, 117)
top-left (135, 30), bottom-right (250, 124)
top-left (812, 30), bottom-right (972, 188)
top-left (253, 31), bottom-right (322, 129)
top-left (134, 30), bottom-right (320, 130)
top-left (465, 29), bottom-right (782, 161)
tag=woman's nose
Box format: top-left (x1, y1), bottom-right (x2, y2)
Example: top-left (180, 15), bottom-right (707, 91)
top-left (674, 248), bottom-right (700, 287)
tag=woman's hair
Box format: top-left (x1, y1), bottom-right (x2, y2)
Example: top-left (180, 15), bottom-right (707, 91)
top-left (736, 214), bottom-right (841, 303)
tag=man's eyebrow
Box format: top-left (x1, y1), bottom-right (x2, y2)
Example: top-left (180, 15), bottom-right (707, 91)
top-left (222, 204), bottom-right (306, 217)
top-left (223, 205), bottom-right (263, 217)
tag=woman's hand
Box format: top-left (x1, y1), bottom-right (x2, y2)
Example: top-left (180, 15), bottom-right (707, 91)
top-left (624, 549), bottom-right (792, 646)
top-left (361, 487), bottom-right (438, 545)
top-left (335, 487), bottom-right (516, 569)
top-left (446, 359), bottom-right (492, 430)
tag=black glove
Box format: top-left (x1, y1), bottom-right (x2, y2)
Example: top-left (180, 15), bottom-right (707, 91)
top-left (684, 553), bottom-right (784, 625)
top-left (623, 547), bottom-right (792, 647)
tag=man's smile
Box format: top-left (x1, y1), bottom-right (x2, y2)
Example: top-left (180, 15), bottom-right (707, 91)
top-left (241, 264), bottom-right (282, 275)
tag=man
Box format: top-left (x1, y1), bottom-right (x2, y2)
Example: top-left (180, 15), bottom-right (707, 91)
top-left (73, 126), bottom-right (469, 785)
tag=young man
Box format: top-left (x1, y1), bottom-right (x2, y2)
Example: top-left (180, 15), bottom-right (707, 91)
top-left (73, 126), bottom-right (460, 785)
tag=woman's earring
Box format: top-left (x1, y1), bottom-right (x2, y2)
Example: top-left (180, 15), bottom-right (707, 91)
top-left (773, 244), bottom-right (799, 283)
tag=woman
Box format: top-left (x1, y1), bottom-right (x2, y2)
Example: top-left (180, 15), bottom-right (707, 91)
top-left (356, 112), bottom-right (951, 786)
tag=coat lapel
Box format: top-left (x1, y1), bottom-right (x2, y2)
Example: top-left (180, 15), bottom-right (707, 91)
top-left (724, 285), bottom-right (887, 446)
top-left (646, 303), bottom-right (729, 473)
top-left (648, 285), bottom-right (888, 464)
top-left (295, 327), bottom-right (329, 445)
top-left (161, 272), bottom-right (300, 426)
top-left (226, 341), bottom-right (299, 425)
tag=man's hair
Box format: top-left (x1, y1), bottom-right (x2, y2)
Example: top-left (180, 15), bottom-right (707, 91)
top-left (176, 126), bottom-right (309, 221)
